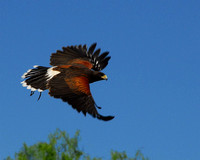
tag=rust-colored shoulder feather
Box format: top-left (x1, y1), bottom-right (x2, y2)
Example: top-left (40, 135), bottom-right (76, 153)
top-left (65, 76), bottom-right (91, 95)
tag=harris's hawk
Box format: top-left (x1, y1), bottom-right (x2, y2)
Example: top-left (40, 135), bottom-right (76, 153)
top-left (21, 43), bottom-right (114, 121)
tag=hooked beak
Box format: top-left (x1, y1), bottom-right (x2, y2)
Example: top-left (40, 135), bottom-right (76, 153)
top-left (101, 75), bottom-right (108, 80)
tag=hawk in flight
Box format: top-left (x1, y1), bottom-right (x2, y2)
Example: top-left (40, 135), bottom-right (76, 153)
top-left (21, 43), bottom-right (114, 121)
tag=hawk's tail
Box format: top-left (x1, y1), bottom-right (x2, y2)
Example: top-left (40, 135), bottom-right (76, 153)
top-left (21, 66), bottom-right (49, 93)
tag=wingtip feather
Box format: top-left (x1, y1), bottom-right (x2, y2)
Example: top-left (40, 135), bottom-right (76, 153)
top-left (97, 114), bottom-right (115, 121)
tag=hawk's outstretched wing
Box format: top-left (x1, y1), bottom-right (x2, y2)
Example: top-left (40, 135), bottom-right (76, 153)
top-left (47, 71), bottom-right (114, 121)
top-left (50, 43), bottom-right (111, 71)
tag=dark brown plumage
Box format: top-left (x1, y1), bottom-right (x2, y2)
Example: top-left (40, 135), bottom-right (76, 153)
top-left (21, 43), bottom-right (114, 121)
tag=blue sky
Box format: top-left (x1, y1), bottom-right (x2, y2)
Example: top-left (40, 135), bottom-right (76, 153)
top-left (1, 0), bottom-right (200, 159)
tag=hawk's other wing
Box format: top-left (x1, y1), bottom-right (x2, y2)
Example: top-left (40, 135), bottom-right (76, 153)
top-left (47, 72), bottom-right (114, 121)
top-left (50, 43), bottom-right (111, 71)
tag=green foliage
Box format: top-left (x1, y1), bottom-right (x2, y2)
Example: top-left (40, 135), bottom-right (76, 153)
top-left (5, 129), bottom-right (148, 160)
top-left (111, 150), bottom-right (149, 160)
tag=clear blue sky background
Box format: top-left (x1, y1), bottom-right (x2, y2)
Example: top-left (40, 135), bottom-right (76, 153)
top-left (1, 0), bottom-right (200, 159)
